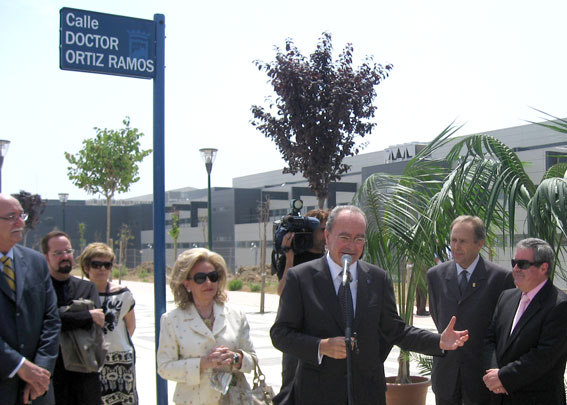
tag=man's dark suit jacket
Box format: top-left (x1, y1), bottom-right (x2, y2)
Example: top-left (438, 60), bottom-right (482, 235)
top-left (270, 257), bottom-right (443, 405)
top-left (51, 275), bottom-right (102, 403)
top-left (0, 245), bottom-right (60, 405)
top-left (427, 256), bottom-right (514, 402)
top-left (484, 279), bottom-right (567, 404)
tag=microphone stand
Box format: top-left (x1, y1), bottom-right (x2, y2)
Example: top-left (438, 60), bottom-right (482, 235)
top-left (341, 257), bottom-right (355, 405)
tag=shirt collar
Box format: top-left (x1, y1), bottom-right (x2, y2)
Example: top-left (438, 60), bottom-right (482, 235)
top-left (456, 254), bottom-right (480, 276)
top-left (524, 278), bottom-right (547, 301)
top-left (326, 252), bottom-right (358, 281)
top-left (1, 248), bottom-right (14, 260)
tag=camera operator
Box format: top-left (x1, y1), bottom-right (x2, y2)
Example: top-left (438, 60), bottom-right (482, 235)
top-left (274, 208), bottom-right (328, 401)
top-left (276, 208), bottom-right (329, 295)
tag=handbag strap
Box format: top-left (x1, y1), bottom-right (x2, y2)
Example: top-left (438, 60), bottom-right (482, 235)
top-left (251, 354), bottom-right (267, 389)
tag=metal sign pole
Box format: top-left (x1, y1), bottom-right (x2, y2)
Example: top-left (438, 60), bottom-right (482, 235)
top-left (152, 13), bottom-right (167, 405)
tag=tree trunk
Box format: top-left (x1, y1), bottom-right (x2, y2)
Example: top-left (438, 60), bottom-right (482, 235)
top-left (106, 196), bottom-right (111, 245)
top-left (317, 196), bottom-right (326, 209)
top-left (396, 350), bottom-right (412, 384)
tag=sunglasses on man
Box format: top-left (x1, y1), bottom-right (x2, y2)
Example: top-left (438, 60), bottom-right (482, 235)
top-left (511, 259), bottom-right (543, 270)
top-left (190, 270), bottom-right (219, 284)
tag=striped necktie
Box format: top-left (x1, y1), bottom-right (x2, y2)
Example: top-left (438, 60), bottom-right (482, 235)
top-left (1, 256), bottom-right (15, 294)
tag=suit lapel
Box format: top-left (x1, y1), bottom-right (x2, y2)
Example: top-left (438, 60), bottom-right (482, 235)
top-left (505, 280), bottom-right (551, 349)
top-left (211, 302), bottom-right (227, 337)
top-left (353, 263), bottom-right (370, 331)
top-left (313, 257), bottom-right (344, 331)
top-left (444, 262), bottom-right (461, 302)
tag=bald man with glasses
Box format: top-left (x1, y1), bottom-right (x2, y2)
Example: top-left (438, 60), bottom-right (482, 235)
top-left (271, 205), bottom-right (469, 405)
top-left (0, 194), bottom-right (60, 405)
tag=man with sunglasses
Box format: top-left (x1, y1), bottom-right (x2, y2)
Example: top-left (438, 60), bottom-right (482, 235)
top-left (41, 231), bottom-right (104, 405)
top-left (483, 238), bottom-right (567, 404)
top-left (427, 215), bottom-right (515, 405)
top-left (0, 195), bottom-right (60, 405)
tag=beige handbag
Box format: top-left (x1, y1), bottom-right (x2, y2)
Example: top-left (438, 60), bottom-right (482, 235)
top-left (220, 356), bottom-right (275, 405)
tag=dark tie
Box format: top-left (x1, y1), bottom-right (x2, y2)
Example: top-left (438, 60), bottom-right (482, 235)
top-left (338, 271), bottom-right (354, 321)
top-left (459, 270), bottom-right (468, 295)
top-left (1, 256), bottom-right (15, 294)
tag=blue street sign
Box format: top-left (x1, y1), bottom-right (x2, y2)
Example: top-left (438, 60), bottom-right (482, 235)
top-left (60, 8), bottom-right (156, 79)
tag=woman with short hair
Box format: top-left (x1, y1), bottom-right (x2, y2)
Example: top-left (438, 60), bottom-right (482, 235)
top-left (80, 242), bottom-right (138, 404)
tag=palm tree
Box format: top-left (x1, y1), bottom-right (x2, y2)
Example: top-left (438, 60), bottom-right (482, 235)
top-left (355, 125), bottom-right (463, 383)
top-left (434, 111), bottom-right (567, 280)
top-left (355, 113), bottom-right (567, 384)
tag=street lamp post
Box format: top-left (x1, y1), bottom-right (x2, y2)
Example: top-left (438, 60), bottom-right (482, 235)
top-left (58, 193), bottom-right (69, 232)
top-left (199, 148), bottom-right (217, 250)
top-left (0, 140), bottom-right (11, 193)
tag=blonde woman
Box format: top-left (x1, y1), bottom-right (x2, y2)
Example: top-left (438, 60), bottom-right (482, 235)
top-left (157, 248), bottom-right (256, 405)
top-left (80, 242), bottom-right (138, 404)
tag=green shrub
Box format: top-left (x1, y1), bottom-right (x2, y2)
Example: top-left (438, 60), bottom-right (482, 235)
top-left (112, 267), bottom-right (121, 279)
top-left (138, 269), bottom-right (149, 281)
top-left (228, 279), bottom-right (243, 291)
top-left (249, 283), bottom-right (261, 292)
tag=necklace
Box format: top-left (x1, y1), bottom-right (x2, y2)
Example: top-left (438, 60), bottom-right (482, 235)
top-left (199, 310), bottom-right (214, 329)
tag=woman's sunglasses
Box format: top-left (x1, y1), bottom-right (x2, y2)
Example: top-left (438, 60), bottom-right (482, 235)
top-left (90, 260), bottom-right (113, 270)
top-left (190, 270), bottom-right (219, 284)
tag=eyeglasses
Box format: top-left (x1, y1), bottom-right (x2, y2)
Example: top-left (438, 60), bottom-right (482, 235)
top-left (0, 212), bottom-right (28, 222)
top-left (90, 261), bottom-right (113, 270)
top-left (190, 270), bottom-right (219, 284)
top-left (51, 249), bottom-right (74, 257)
top-left (338, 235), bottom-right (366, 246)
top-left (511, 259), bottom-right (543, 270)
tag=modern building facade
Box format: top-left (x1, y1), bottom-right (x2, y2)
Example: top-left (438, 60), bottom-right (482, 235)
top-left (22, 120), bottom-right (567, 274)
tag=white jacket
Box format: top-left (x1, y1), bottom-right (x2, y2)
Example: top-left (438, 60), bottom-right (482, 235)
top-left (157, 302), bottom-right (255, 405)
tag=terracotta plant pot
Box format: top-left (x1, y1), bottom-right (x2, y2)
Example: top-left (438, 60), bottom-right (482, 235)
top-left (385, 376), bottom-right (431, 405)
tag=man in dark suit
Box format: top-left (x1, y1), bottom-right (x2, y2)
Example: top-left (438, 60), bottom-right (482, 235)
top-left (0, 194), bottom-right (60, 404)
top-left (427, 215), bottom-right (515, 405)
top-left (483, 237), bottom-right (567, 404)
top-left (41, 231), bottom-right (104, 405)
top-left (270, 205), bottom-right (469, 405)
top-left (274, 209), bottom-right (328, 400)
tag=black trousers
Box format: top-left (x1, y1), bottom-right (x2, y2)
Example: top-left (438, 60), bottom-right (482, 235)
top-left (434, 370), bottom-right (485, 405)
top-left (53, 355), bottom-right (101, 405)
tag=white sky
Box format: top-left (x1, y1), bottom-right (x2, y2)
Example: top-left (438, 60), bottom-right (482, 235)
top-left (2, 0), bottom-right (566, 201)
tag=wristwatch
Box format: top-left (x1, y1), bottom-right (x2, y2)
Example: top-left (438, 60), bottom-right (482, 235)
top-left (232, 352), bottom-right (240, 365)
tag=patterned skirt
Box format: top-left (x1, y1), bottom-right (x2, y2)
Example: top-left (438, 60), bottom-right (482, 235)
top-left (100, 350), bottom-right (138, 404)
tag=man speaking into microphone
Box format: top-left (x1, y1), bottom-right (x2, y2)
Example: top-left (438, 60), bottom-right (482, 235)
top-left (271, 205), bottom-right (469, 405)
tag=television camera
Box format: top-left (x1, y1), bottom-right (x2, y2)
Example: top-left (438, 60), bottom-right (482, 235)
top-left (273, 199), bottom-right (320, 255)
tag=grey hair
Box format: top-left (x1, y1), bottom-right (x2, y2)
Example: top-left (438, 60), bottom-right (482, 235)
top-left (516, 238), bottom-right (554, 275)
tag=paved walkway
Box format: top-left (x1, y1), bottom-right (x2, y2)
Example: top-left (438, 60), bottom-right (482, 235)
top-left (124, 280), bottom-right (437, 405)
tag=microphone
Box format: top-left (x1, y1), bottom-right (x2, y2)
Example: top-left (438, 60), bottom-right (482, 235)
top-left (341, 254), bottom-right (352, 285)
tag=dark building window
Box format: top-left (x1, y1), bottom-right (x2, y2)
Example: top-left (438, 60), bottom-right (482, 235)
top-left (546, 151), bottom-right (567, 171)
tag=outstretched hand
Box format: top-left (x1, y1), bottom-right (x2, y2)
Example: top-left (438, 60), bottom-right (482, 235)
top-left (440, 316), bottom-right (469, 350)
